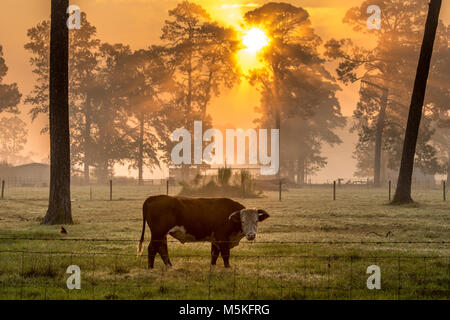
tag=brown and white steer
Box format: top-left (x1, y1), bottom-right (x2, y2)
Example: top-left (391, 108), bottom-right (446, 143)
top-left (137, 195), bottom-right (270, 268)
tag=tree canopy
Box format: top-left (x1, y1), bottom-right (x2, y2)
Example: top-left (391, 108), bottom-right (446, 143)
top-left (0, 45), bottom-right (21, 114)
top-left (245, 2), bottom-right (346, 183)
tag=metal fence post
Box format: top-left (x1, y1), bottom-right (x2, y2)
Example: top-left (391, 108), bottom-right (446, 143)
top-left (233, 265), bottom-right (236, 299)
top-left (20, 252), bottom-right (24, 300)
top-left (349, 256), bottom-right (353, 299)
top-left (166, 180), bottom-right (169, 195)
top-left (1, 180), bottom-right (4, 200)
top-left (256, 255), bottom-right (260, 299)
top-left (110, 180), bottom-right (113, 201)
top-left (113, 254), bottom-right (117, 299)
top-left (92, 253), bottom-right (96, 299)
top-left (327, 256), bottom-right (331, 299)
top-left (397, 257), bottom-right (401, 300)
top-left (208, 263), bottom-right (212, 300)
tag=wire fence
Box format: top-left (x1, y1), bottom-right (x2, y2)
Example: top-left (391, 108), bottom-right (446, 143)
top-left (0, 181), bottom-right (447, 202)
top-left (0, 237), bottom-right (449, 244)
top-left (1, 182), bottom-right (448, 300)
top-left (0, 182), bottom-right (180, 201)
top-left (0, 239), bottom-right (448, 300)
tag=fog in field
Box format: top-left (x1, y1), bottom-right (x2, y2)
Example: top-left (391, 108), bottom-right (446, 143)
top-left (0, 0), bottom-right (449, 184)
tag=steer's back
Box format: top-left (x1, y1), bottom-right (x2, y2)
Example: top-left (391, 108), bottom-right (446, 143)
top-left (143, 195), bottom-right (244, 240)
top-left (177, 196), bottom-right (244, 222)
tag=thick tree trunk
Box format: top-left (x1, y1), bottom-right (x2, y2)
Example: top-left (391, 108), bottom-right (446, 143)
top-left (374, 89), bottom-right (388, 187)
top-left (83, 94), bottom-right (91, 185)
top-left (138, 115), bottom-right (144, 186)
top-left (42, 0), bottom-right (72, 224)
top-left (392, 0), bottom-right (441, 204)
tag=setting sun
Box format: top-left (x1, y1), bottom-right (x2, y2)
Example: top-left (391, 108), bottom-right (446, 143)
top-left (242, 28), bottom-right (270, 53)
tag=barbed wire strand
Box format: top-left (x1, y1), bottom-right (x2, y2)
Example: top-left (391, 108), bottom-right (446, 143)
top-left (1, 249), bottom-right (449, 300)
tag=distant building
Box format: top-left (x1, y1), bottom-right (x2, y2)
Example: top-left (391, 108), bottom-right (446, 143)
top-left (0, 163), bottom-right (50, 187)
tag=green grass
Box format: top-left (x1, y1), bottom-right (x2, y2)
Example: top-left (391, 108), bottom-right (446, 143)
top-left (0, 185), bottom-right (448, 300)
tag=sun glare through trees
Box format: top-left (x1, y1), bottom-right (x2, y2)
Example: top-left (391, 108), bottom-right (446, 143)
top-left (242, 27), bottom-right (270, 53)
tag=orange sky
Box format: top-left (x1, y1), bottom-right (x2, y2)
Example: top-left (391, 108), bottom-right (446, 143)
top-left (0, 0), bottom-right (449, 180)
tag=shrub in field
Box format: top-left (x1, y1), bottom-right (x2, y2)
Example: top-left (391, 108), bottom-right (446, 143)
top-left (218, 167), bottom-right (232, 186)
top-left (239, 170), bottom-right (255, 196)
top-left (179, 168), bottom-right (262, 198)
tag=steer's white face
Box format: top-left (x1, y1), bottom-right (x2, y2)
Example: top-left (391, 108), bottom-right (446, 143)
top-left (240, 209), bottom-right (260, 240)
top-left (231, 209), bottom-right (270, 241)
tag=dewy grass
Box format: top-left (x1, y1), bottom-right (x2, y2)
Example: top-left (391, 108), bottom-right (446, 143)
top-left (0, 185), bottom-right (448, 300)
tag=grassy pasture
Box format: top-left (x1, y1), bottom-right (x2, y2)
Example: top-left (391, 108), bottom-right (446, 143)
top-left (0, 184), bottom-right (448, 300)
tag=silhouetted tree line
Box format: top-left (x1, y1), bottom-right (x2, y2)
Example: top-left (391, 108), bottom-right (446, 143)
top-left (0, 0), bottom-right (448, 189)
top-left (23, 2), bottom-right (240, 185)
top-left (325, 0), bottom-right (448, 186)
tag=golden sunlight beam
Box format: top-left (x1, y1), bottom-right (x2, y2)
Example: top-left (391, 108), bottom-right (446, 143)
top-left (242, 27), bottom-right (269, 53)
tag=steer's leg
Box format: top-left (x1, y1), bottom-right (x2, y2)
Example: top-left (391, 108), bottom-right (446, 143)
top-left (211, 243), bottom-right (220, 266)
top-left (160, 235), bottom-right (172, 267)
top-left (148, 241), bottom-right (157, 269)
top-left (219, 243), bottom-right (231, 268)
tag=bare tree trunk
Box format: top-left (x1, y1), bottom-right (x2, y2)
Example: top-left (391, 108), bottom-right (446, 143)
top-left (287, 160), bottom-right (295, 183)
top-left (393, 0), bottom-right (442, 204)
top-left (42, 0), bottom-right (72, 224)
top-left (187, 29), bottom-right (193, 118)
top-left (297, 159), bottom-right (305, 185)
top-left (83, 94), bottom-right (91, 185)
top-left (138, 114), bottom-right (144, 186)
top-left (83, 160), bottom-right (90, 184)
top-left (273, 73), bottom-right (281, 182)
top-left (447, 156), bottom-right (450, 187)
top-left (101, 160), bottom-right (110, 184)
top-left (374, 89), bottom-right (388, 187)
top-left (304, 158), bottom-right (308, 185)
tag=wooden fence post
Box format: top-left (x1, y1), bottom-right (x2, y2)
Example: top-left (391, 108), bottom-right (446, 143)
top-left (279, 180), bottom-right (282, 202)
top-left (333, 181), bottom-right (336, 200)
top-left (444, 181), bottom-right (446, 201)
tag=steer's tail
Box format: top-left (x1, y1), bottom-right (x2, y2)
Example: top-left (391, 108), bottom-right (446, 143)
top-left (137, 205), bottom-right (146, 256)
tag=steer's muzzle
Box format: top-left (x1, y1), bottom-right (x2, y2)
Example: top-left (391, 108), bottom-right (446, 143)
top-left (246, 233), bottom-right (256, 241)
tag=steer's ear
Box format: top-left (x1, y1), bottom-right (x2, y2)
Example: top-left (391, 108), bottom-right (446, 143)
top-left (257, 209), bottom-right (270, 222)
top-left (228, 210), bottom-right (241, 224)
